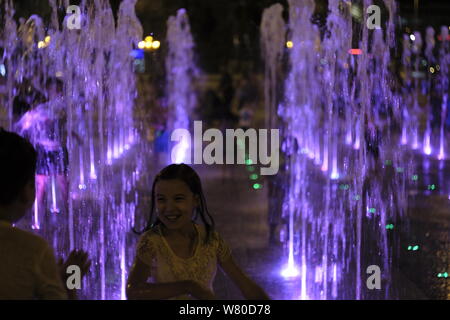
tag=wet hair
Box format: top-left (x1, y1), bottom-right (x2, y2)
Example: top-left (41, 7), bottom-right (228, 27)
top-left (0, 128), bottom-right (37, 206)
top-left (137, 164), bottom-right (215, 244)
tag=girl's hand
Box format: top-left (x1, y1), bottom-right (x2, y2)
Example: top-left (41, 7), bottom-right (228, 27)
top-left (186, 280), bottom-right (216, 300)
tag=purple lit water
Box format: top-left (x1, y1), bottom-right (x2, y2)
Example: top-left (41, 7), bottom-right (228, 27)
top-left (262, 0), bottom-right (449, 299)
top-left (166, 9), bottom-right (200, 164)
top-left (1, 0), bottom-right (144, 299)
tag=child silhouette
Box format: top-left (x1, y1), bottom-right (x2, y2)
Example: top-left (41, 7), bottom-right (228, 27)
top-left (0, 128), bottom-right (90, 299)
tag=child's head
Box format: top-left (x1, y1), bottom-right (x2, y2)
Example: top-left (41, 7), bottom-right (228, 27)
top-left (0, 128), bottom-right (37, 222)
top-left (144, 164), bottom-right (215, 241)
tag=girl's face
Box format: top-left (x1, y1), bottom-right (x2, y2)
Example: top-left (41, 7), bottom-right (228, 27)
top-left (155, 179), bottom-right (199, 231)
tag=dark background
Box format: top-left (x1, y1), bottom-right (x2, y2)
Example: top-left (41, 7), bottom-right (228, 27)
top-left (8, 0), bottom-right (450, 73)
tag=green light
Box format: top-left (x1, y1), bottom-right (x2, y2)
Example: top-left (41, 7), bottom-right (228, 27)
top-left (246, 166), bottom-right (255, 172)
top-left (413, 245), bottom-right (419, 251)
top-left (444, 272), bottom-right (449, 278)
top-left (369, 208), bottom-right (376, 213)
top-left (245, 159), bottom-right (253, 165)
top-left (385, 160), bottom-right (392, 166)
top-left (250, 174), bottom-right (258, 180)
top-left (339, 184), bottom-right (349, 190)
top-left (412, 175), bottom-right (418, 181)
top-left (407, 246), bottom-right (412, 250)
top-left (354, 195), bottom-right (360, 201)
top-left (427, 184), bottom-right (436, 190)
top-left (385, 224), bottom-right (394, 230)
top-left (437, 273), bottom-right (442, 278)
top-left (396, 167), bottom-right (404, 173)
top-left (253, 183), bottom-right (262, 190)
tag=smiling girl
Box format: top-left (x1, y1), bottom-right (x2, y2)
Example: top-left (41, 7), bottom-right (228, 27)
top-left (127, 164), bottom-right (269, 300)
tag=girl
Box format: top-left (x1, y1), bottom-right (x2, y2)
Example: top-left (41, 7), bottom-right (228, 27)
top-left (127, 164), bottom-right (270, 300)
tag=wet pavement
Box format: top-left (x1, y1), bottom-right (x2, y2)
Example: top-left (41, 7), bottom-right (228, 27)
top-left (193, 155), bottom-right (449, 300)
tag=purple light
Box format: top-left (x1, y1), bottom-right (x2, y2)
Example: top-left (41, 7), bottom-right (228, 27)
top-left (107, 150), bottom-right (113, 165)
top-left (33, 200), bottom-right (40, 230)
top-left (121, 247), bottom-right (126, 300)
top-left (314, 156), bottom-right (321, 166)
top-left (400, 130), bottom-right (408, 145)
top-left (345, 132), bottom-right (352, 145)
top-left (438, 144), bottom-right (445, 160)
top-left (281, 263), bottom-right (300, 278)
top-left (321, 147), bottom-right (328, 171)
top-left (423, 134), bottom-right (432, 155)
top-left (331, 171), bottom-right (340, 180)
top-left (314, 266), bottom-right (323, 283)
top-left (113, 142), bottom-right (120, 159)
top-left (353, 138), bottom-right (360, 150)
top-left (90, 163), bottom-right (97, 180)
top-left (412, 131), bottom-right (419, 149)
top-left (51, 176), bottom-right (59, 214)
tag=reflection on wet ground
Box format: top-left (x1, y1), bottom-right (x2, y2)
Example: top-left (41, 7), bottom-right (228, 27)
top-left (197, 157), bottom-right (448, 300)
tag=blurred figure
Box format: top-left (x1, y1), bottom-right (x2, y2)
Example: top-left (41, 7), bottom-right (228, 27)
top-left (15, 78), bottom-right (70, 215)
top-left (200, 89), bottom-right (222, 129)
top-left (218, 71), bottom-right (237, 130)
top-left (235, 73), bottom-right (259, 131)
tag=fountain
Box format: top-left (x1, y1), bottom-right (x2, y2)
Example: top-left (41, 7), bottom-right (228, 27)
top-left (0, 0), bottom-right (447, 300)
top-left (166, 8), bottom-right (200, 165)
top-left (0, 0), bottom-right (144, 299)
top-left (261, 0), bottom-right (433, 299)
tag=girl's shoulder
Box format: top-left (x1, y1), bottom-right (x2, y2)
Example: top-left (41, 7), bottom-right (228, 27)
top-left (197, 226), bottom-right (232, 262)
top-left (136, 227), bottom-right (164, 261)
top-left (195, 224), bottom-right (225, 245)
top-left (144, 225), bottom-right (164, 237)
top-left (138, 226), bottom-right (163, 247)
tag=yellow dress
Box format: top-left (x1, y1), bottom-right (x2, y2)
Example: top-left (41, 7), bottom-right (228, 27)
top-left (135, 223), bottom-right (231, 300)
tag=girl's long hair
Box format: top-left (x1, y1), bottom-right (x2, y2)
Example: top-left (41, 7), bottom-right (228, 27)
top-left (135, 163), bottom-right (215, 243)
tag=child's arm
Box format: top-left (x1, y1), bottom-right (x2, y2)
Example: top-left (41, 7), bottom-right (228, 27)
top-left (219, 255), bottom-right (270, 300)
top-left (126, 257), bottom-right (215, 300)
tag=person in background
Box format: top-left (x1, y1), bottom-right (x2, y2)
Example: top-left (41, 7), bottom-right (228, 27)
top-left (15, 78), bottom-right (74, 215)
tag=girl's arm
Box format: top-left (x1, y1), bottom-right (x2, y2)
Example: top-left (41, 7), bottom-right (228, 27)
top-left (126, 257), bottom-right (215, 300)
top-left (219, 255), bottom-right (270, 300)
